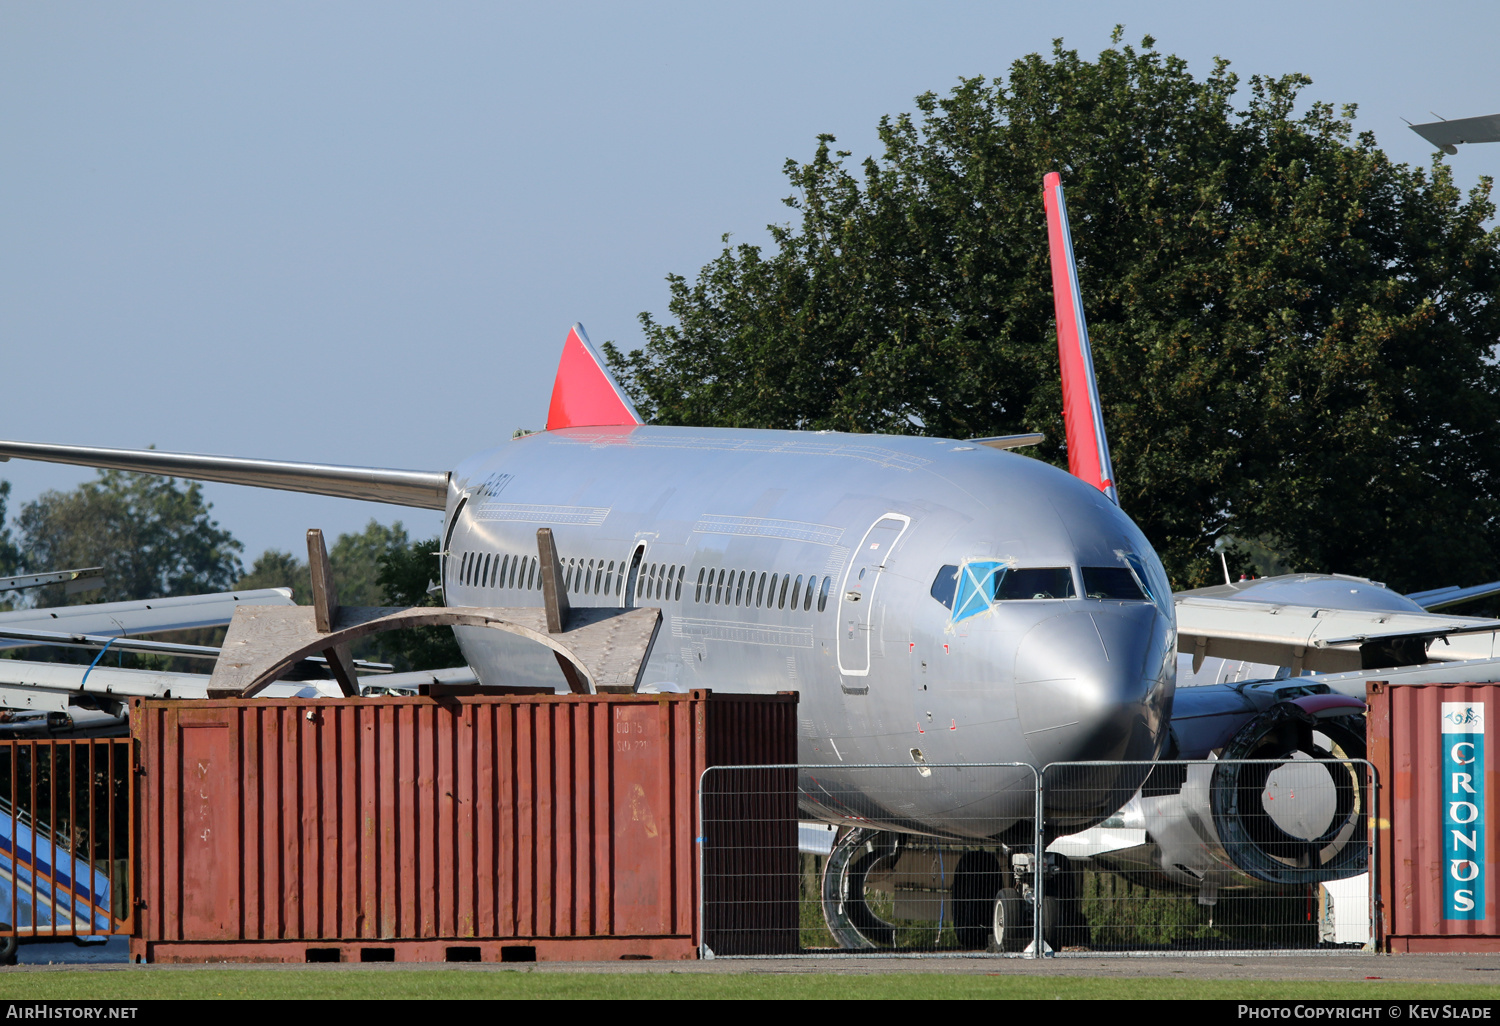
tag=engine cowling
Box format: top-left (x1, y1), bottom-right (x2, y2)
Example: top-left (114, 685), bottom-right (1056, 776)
top-left (1209, 698), bottom-right (1368, 885)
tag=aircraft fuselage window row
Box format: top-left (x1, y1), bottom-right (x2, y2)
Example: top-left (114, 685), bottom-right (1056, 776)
top-left (693, 567), bottom-right (832, 613)
top-left (929, 563), bottom-right (1150, 619)
top-left (453, 550), bottom-right (835, 616)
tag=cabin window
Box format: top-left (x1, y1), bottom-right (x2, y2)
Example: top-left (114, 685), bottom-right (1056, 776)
top-left (715, 569), bottom-right (726, 604)
top-left (778, 574), bottom-right (790, 609)
top-left (482, 554), bottom-right (492, 588)
top-left (817, 576), bottom-right (831, 612)
top-left (524, 557), bottom-right (535, 591)
top-left (804, 573), bottom-right (816, 610)
top-left (752, 573), bottom-right (763, 607)
top-left (695, 567), bottom-right (706, 602)
top-left (496, 554), bottom-right (508, 588)
top-left (790, 575), bottom-right (803, 610)
top-left (766, 574), bottom-right (778, 609)
top-left (657, 565), bottom-right (668, 601)
top-left (605, 560), bottom-right (615, 595)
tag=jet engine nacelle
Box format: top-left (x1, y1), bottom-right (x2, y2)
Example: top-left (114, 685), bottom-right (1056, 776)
top-left (1062, 690), bottom-right (1368, 892)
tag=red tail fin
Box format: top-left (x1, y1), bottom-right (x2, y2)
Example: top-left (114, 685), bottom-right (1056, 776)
top-left (1043, 173), bottom-right (1118, 504)
top-left (545, 324), bottom-right (645, 431)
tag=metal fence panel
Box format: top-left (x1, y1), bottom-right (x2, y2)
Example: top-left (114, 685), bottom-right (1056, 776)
top-left (0, 738), bottom-right (133, 940)
top-left (699, 758), bottom-right (1374, 957)
top-left (1043, 760), bottom-right (1375, 955)
top-left (699, 763), bottom-right (1041, 957)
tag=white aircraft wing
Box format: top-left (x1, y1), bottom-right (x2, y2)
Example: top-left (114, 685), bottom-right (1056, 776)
top-left (1410, 113), bottom-right (1500, 153)
top-left (1175, 594), bottom-right (1500, 674)
top-left (0, 587), bottom-right (295, 647)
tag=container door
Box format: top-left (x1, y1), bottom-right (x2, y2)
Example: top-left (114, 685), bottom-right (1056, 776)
top-left (837, 513), bottom-right (911, 677)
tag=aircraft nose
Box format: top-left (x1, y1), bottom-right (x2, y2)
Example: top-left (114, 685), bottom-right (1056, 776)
top-left (1012, 604), bottom-right (1173, 767)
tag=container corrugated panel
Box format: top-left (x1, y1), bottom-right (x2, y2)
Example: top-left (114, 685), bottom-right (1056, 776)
top-left (129, 689), bottom-right (796, 963)
top-left (1369, 681), bottom-right (1500, 952)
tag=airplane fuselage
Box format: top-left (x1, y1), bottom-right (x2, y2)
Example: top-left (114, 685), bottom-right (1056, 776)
top-left (442, 425), bottom-right (1177, 838)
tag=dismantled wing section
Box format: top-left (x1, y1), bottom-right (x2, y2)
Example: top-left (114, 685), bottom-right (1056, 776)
top-left (0, 441), bottom-right (449, 509)
top-left (1175, 593), bottom-right (1500, 675)
top-left (1410, 113), bottom-right (1500, 154)
top-left (545, 323), bottom-right (645, 431)
top-left (0, 588), bottom-right (296, 649)
top-left (1042, 173), bottom-right (1118, 504)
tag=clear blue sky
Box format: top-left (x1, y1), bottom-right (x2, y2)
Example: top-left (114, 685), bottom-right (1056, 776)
top-left (2, 1), bottom-right (1497, 565)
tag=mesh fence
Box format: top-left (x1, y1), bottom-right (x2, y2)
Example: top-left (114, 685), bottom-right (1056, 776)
top-left (699, 758), bottom-right (1375, 957)
top-left (0, 739), bottom-right (133, 942)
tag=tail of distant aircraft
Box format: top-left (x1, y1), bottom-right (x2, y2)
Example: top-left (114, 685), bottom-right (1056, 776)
top-left (1043, 172), bottom-right (1118, 505)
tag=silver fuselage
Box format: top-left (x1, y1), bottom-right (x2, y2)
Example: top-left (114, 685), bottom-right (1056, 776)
top-left (442, 426), bottom-right (1176, 838)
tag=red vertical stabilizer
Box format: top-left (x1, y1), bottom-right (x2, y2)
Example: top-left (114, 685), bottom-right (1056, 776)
top-left (545, 324), bottom-right (645, 431)
top-left (1043, 172), bottom-right (1118, 504)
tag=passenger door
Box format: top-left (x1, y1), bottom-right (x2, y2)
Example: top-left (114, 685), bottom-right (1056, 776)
top-left (837, 513), bottom-right (911, 677)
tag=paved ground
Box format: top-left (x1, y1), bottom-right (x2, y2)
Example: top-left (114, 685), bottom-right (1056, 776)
top-left (7, 951), bottom-right (1500, 985)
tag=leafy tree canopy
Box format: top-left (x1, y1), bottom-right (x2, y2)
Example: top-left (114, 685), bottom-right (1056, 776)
top-left (18, 470), bottom-right (242, 605)
top-left (604, 31), bottom-right (1500, 590)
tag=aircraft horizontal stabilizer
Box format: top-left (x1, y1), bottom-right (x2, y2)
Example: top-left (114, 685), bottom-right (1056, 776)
top-left (1409, 113), bottom-right (1500, 154)
top-left (969, 433), bottom-right (1045, 450)
top-left (1406, 579), bottom-right (1500, 610)
top-left (0, 441), bottom-right (449, 509)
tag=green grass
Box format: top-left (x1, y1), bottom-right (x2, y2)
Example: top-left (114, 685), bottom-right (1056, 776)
top-left (0, 971), bottom-right (1496, 1000)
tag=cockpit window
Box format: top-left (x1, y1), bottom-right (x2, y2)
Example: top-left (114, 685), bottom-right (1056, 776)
top-left (930, 565), bottom-right (960, 609)
top-left (930, 562), bottom-right (1077, 619)
top-left (1082, 566), bottom-right (1148, 601)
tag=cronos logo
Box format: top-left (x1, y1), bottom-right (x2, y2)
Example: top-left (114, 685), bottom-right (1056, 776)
top-left (1442, 702), bottom-right (1486, 920)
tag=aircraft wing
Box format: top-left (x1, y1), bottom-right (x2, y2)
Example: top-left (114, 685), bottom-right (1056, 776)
top-left (0, 588), bottom-right (297, 648)
top-left (0, 660), bottom-right (478, 714)
top-left (0, 440), bottom-right (449, 509)
top-left (1175, 594), bottom-right (1500, 674)
top-left (1410, 113), bottom-right (1500, 153)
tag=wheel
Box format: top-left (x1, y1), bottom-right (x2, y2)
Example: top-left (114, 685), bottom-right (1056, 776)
top-left (0, 925), bottom-right (18, 966)
top-left (990, 888), bottom-right (1028, 952)
top-left (951, 851), bottom-right (1004, 950)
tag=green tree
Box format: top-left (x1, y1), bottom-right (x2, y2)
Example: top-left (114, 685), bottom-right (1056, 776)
top-left (236, 548), bottom-right (309, 600)
top-left (18, 470), bottom-right (242, 605)
top-left (375, 535), bottom-right (463, 671)
top-left (604, 32), bottom-right (1500, 591)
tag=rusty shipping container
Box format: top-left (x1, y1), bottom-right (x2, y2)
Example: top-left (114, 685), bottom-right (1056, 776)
top-left (1368, 681), bottom-right (1500, 952)
top-left (130, 689), bottom-right (797, 963)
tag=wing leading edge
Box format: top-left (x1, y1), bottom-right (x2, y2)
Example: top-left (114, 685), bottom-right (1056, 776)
top-left (0, 442), bottom-right (449, 509)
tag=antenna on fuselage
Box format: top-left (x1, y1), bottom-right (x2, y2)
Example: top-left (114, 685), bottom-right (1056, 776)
top-left (1042, 172), bottom-right (1119, 505)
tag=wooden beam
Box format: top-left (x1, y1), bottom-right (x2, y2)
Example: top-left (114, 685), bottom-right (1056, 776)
top-left (537, 527), bottom-right (570, 634)
top-left (307, 527), bottom-right (360, 697)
